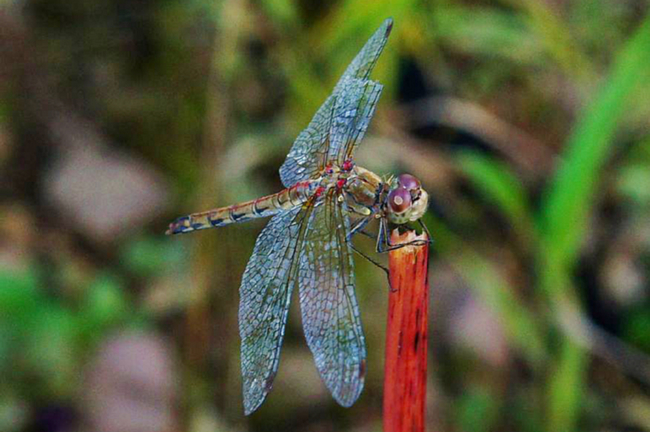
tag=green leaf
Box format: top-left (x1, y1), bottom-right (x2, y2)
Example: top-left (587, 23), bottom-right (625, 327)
top-left (262, 0), bottom-right (299, 27)
top-left (433, 6), bottom-right (542, 64)
top-left (0, 270), bottom-right (40, 322)
top-left (541, 15), bottom-right (650, 267)
top-left (623, 309), bottom-right (650, 352)
top-left (501, 0), bottom-right (595, 83)
top-left (539, 14), bottom-right (650, 432)
top-left (24, 304), bottom-right (81, 398)
top-left (121, 236), bottom-right (185, 277)
top-left (82, 273), bottom-right (129, 331)
top-left (546, 339), bottom-right (587, 432)
top-left (457, 388), bottom-right (499, 432)
top-left (617, 163), bottom-right (650, 206)
top-left (457, 151), bottom-right (535, 239)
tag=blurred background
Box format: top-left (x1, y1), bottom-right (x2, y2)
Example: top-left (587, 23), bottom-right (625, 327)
top-left (1, 0), bottom-right (650, 431)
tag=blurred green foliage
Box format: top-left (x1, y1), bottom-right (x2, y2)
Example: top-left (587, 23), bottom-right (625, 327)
top-left (1, 0), bottom-right (650, 431)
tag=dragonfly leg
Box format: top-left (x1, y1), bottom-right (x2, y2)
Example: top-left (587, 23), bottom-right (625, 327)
top-left (347, 216), bottom-right (389, 275)
top-left (376, 217), bottom-right (390, 253)
top-left (347, 216), bottom-right (372, 242)
top-left (349, 242), bottom-right (389, 276)
top-left (356, 229), bottom-right (376, 240)
top-left (345, 216), bottom-right (388, 276)
top-left (348, 212), bottom-right (383, 242)
top-left (418, 219), bottom-right (434, 245)
top-left (382, 239), bottom-right (431, 252)
top-left (377, 218), bottom-right (432, 253)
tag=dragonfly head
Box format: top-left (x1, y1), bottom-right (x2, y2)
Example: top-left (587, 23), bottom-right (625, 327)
top-left (385, 174), bottom-right (429, 224)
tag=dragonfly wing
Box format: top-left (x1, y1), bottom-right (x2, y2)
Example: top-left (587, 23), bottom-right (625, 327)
top-left (299, 192), bottom-right (366, 407)
top-left (279, 94), bottom-right (335, 188)
top-left (334, 18), bottom-right (393, 88)
top-left (328, 78), bottom-right (383, 167)
top-left (279, 18), bottom-right (392, 187)
top-left (239, 206), bottom-right (309, 415)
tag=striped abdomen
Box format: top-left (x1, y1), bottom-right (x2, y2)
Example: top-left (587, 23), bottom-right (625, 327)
top-left (166, 181), bottom-right (318, 235)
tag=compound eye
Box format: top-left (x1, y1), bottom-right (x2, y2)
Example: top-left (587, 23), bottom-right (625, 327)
top-left (388, 187), bottom-right (411, 213)
top-left (397, 173), bottom-right (421, 191)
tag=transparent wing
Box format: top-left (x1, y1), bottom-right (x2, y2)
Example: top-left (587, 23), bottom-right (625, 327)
top-left (279, 94), bottom-right (336, 187)
top-left (238, 206), bottom-right (309, 415)
top-left (279, 18), bottom-right (392, 187)
top-left (299, 192), bottom-right (366, 407)
top-left (334, 17), bottom-right (393, 90)
top-left (328, 78), bottom-right (383, 167)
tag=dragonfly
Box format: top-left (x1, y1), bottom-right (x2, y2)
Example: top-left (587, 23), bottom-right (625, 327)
top-left (167, 18), bottom-right (430, 415)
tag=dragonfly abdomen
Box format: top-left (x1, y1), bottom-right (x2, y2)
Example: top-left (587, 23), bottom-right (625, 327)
top-left (166, 180), bottom-right (318, 235)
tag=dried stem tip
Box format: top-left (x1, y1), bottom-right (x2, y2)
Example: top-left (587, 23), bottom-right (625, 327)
top-left (383, 229), bottom-right (430, 432)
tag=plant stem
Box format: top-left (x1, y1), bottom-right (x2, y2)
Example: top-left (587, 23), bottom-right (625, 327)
top-left (383, 229), bottom-right (430, 432)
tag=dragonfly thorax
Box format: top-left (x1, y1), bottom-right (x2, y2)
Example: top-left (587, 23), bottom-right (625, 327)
top-left (339, 165), bottom-right (384, 213)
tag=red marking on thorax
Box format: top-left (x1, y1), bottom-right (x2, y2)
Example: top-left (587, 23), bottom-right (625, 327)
top-left (342, 159), bottom-right (354, 171)
top-left (336, 178), bottom-right (347, 190)
top-left (314, 186), bottom-right (325, 197)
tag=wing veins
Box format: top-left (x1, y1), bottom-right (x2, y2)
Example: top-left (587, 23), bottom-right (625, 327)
top-left (258, 208), bottom-right (308, 317)
top-left (298, 191), bottom-right (365, 406)
top-left (279, 19), bottom-right (391, 187)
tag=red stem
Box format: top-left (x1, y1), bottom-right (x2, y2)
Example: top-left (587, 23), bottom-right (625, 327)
top-left (383, 230), bottom-right (430, 432)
